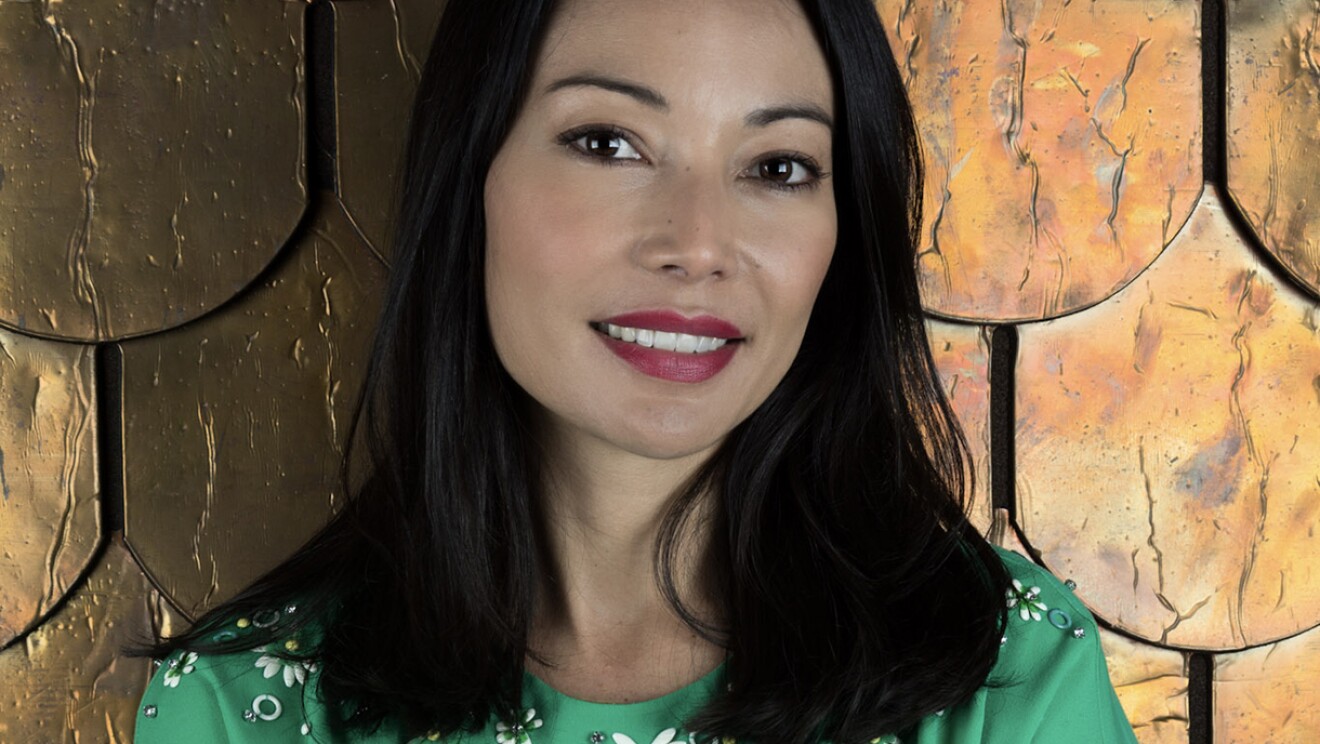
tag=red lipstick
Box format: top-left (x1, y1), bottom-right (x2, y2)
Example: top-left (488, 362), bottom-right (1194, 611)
top-left (593, 310), bottom-right (743, 384)
top-left (601, 310), bottom-right (743, 339)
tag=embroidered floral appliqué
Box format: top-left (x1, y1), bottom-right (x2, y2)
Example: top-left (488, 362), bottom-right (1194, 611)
top-left (252, 646), bottom-right (316, 687)
top-left (612, 728), bottom-right (689, 744)
top-left (495, 707), bottom-right (543, 744)
top-left (162, 651), bottom-right (198, 688)
top-left (1005, 578), bottom-right (1048, 621)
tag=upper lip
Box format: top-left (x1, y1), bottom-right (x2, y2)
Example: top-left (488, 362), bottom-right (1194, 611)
top-left (595, 310), bottom-right (744, 339)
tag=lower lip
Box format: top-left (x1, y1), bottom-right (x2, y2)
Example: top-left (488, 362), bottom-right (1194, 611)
top-left (597, 332), bottom-right (739, 383)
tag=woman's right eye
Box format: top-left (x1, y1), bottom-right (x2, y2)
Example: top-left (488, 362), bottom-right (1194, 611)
top-left (560, 127), bottom-right (644, 163)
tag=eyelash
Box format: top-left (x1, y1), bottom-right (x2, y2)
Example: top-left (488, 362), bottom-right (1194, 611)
top-left (556, 124), bottom-right (829, 193)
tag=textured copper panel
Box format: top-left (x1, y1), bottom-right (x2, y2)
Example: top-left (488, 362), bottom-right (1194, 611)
top-left (1098, 629), bottom-right (1188, 743)
top-left (1016, 190), bottom-right (1320, 649)
top-left (1215, 625), bottom-right (1320, 742)
top-left (0, 538), bottom-right (169, 744)
top-left (0, 328), bottom-right (98, 647)
top-left (1226, 0), bottom-right (1320, 297)
top-left (0, 2), bottom-right (307, 341)
top-left (120, 195), bottom-right (387, 618)
top-left (873, 0), bottom-right (1202, 321)
top-left (333, 0), bottom-right (445, 259)
top-left (925, 319), bottom-right (992, 531)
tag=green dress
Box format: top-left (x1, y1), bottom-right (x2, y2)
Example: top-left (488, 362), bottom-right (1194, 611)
top-left (134, 547), bottom-right (1139, 743)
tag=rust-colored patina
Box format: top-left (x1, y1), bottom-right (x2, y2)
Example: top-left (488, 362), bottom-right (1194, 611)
top-left (1226, 0), bottom-right (1320, 298)
top-left (874, 0), bottom-right (1202, 321)
top-left (1016, 190), bottom-right (1320, 649)
top-left (926, 319), bottom-right (994, 531)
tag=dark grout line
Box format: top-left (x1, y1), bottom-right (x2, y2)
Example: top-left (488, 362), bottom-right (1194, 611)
top-left (307, 0), bottom-right (338, 195)
top-left (1188, 651), bottom-right (1214, 744)
top-left (95, 343), bottom-right (125, 534)
top-left (1202, 0), bottom-right (1225, 186)
top-left (989, 324), bottom-right (1018, 521)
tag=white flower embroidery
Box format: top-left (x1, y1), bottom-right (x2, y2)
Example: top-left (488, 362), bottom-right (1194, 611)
top-left (252, 647), bottom-right (314, 687)
top-left (1005, 578), bottom-right (1047, 621)
top-left (162, 651), bottom-right (198, 688)
top-left (495, 708), bottom-right (543, 744)
top-left (612, 729), bottom-right (687, 744)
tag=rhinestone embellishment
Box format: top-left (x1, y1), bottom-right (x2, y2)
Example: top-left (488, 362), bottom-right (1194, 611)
top-left (1064, 579), bottom-right (1077, 590)
top-left (590, 732), bottom-right (606, 744)
top-left (1072, 627), bottom-right (1087, 639)
top-left (142, 704), bottom-right (158, 718)
top-left (242, 709), bottom-right (258, 722)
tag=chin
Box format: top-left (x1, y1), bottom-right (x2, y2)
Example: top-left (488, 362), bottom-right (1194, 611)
top-left (605, 419), bottom-right (731, 462)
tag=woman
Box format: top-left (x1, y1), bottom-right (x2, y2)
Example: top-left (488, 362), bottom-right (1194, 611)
top-left (133, 0), bottom-right (1138, 742)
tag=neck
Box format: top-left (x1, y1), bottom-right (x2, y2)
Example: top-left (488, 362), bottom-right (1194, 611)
top-left (527, 423), bottom-right (726, 688)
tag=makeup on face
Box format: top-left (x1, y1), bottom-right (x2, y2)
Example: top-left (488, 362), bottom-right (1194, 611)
top-left (590, 310), bottom-right (744, 384)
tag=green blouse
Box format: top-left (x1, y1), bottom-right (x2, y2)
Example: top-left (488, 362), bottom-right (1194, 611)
top-left (134, 547), bottom-right (1138, 743)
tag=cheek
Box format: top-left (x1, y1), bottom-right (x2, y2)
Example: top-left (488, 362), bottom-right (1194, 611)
top-left (758, 205), bottom-right (838, 333)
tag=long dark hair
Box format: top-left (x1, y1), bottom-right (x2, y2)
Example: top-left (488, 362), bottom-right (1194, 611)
top-left (133, 1), bottom-right (1012, 742)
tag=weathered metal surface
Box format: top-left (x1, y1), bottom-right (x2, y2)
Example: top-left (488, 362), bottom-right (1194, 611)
top-left (1215, 625), bottom-right (1320, 742)
top-left (1098, 629), bottom-right (1188, 743)
top-left (0, 328), bottom-right (98, 647)
top-left (1226, 0), bottom-right (1320, 298)
top-left (333, 0), bottom-right (444, 260)
top-left (1015, 190), bottom-right (1320, 649)
top-left (0, 1), bottom-right (307, 341)
top-left (120, 196), bottom-right (387, 619)
top-left (925, 319), bottom-right (993, 531)
top-left (874, 0), bottom-right (1202, 321)
top-left (0, 539), bottom-right (166, 744)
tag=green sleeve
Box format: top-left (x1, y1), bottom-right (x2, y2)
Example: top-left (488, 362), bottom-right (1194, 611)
top-left (909, 547), bottom-right (1139, 744)
top-left (134, 644), bottom-right (313, 742)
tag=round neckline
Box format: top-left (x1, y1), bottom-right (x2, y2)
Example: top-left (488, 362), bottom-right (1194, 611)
top-left (522, 658), bottom-right (727, 717)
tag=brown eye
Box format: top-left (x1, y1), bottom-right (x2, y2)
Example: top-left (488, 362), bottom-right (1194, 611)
top-left (756, 156), bottom-right (817, 188)
top-left (584, 133), bottom-right (623, 157)
top-left (564, 128), bottom-right (643, 162)
top-left (760, 158), bottom-right (795, 182)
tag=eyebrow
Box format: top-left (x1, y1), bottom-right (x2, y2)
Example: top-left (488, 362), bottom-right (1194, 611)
top-left (543, 73), bottom-right (833, 130)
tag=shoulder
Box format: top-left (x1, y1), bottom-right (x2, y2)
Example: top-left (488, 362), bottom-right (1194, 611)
top-left (962, 546), bottom-right (1138, 743)
top-left (987, 545), bottom-right (1099, 680)
top-left (135, 607), bottom-right (339, 742)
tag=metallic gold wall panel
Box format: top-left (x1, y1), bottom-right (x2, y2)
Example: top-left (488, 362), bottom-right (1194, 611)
top-left (874, 0), bottom-right (1202, 321)
top-left (1098, 629), bottom-right (1188, 743)
top-left (120, 195), bottom-right (387, 618)
top-left (333, 0), bottom-right (444, 259)
top-left (0, 1), bottom-right (307, 342)
top-left (1214, 625), bottom-right (1320, 742)
top-left (0, 328), bottom-right (97, 647)
top-left (1016, 190), bottom-right (1320, 649)
top-left (1226, 0), bottom-right (1320, 297)
top-left (926, 319), bottom-right (993, 531)
top-left (0, 539), bottom-right (163, 744)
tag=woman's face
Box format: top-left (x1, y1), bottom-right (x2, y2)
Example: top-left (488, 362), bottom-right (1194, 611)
top-left (485, 0), bottom-right (837, 462)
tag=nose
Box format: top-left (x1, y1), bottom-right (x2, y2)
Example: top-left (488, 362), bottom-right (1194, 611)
top-left (633, 168), bottom-right (738, 282)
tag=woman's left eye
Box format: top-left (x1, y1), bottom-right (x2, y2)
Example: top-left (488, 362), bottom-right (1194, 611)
top-left (752, 156), bottom-right (824, 191)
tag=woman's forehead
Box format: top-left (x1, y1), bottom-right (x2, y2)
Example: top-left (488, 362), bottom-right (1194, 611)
top-left (531, 0), bottom-right (834, 118)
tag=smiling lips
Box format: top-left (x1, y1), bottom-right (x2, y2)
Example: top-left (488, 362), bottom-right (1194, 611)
top-left (591, 310), bottom-right (743, 383)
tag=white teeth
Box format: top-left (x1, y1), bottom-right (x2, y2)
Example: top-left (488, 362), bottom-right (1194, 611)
top-left (595, 322), bottom-right (733, 353)
top-left (652, 331), bottom-right (678, 351)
